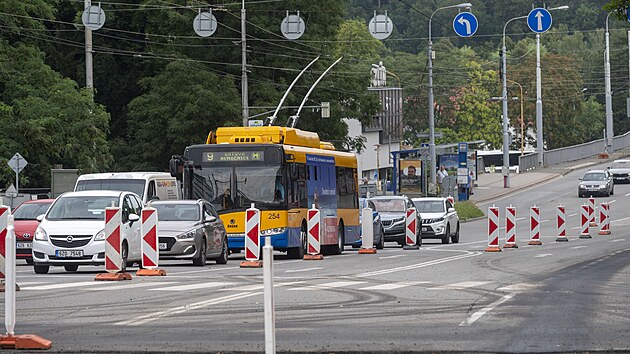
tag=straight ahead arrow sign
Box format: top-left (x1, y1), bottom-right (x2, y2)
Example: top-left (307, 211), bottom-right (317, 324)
top-left (535, 11), bottom-right (543, 31)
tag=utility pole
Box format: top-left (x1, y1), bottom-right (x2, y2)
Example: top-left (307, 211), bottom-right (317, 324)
top-left (605, 12), bottom-right (614, 153)
top-left (241, 0), bottom-right (249, 127)
top-left (535, 34), bottom-right (543, 167)
top-left (627, 30), bottom-right (630, 118)
top-left (84, 0), bottom-right (93, 90)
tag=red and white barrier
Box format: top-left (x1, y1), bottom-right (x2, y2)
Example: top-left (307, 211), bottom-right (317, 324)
top-left (403, 208), bottom-right (419, 250)
top-left (556, 206), bottom-right (568, 242)
top-left (359, 207), bottom-right (377, 254)
top-left (528, 205), bottom-right (542, 245)
top-left (447, 195), bottom-right (455, 205)
top-left (588, 197), bottom-right (596, 226)
top-left (598, 202), bottom-right (611, 235)
top-left (503, 206), bottom-right (517, 249)
top-left (579, 204), bottom-right (592, 239)
top-left (304, 205), bottom-right (324, 260)
top-left (485, 206), bottom-right (501, 252)
top-left (0, 206), bottom-right (8, 283)
top-left (241, 203), bottom-right (262, 267)
top-left (95, 207), bottom-right (131, 281)
top-left (137, 207), bottom-right (166, 276)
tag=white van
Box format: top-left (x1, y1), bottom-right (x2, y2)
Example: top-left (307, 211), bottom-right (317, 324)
top-left (74, 172), bottom-right (181, 204)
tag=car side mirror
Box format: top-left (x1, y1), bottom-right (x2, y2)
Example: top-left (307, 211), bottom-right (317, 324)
top-left (578, 177), bottom-right (582, 181)
top-left (448, 207), bottom-right (455, 213)
top-left (128, 213), bottom-right (140, 224)
top-left (205, 215), bottom-right (217, 223)
top-left (36, 214), bottom-right (45, 222)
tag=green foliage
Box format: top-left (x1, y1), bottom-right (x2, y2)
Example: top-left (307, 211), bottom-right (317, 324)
top-left (454, 200), bottom-right (484, 221)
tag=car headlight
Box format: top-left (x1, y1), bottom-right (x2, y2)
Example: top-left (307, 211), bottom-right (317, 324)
top-left (34, 226), bottom-right (48, 241)
top-left (261, 227), bottom-right (285, 236)
top-left (578, 185), bottom-right (586, 189)
top-left (432, 217), bottom-right (445, 223)
top-left (176, 231), bottom-right (196, 240)
top-left (598, 185), bottom-right (606, 189)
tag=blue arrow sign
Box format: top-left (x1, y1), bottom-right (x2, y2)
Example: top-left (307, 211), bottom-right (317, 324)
top-left (627, 7), bottom-right (630, 23)
top-left (453, 12), bottom-right (478, 37)
top-left (527, 8), bottom-right (552, 33)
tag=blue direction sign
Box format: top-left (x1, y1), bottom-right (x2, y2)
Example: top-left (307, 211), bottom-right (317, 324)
top-left (527, 8), bottom-right (552, 33)
top-left (627, 7), bottom-right (630, 23)
top-left (453, 12), bottom-right (478, 37)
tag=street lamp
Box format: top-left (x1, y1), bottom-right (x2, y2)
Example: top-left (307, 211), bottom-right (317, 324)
top-left (508, 79), bottom-right (525, 156)
top-left (604, 11), bottom-right (614, 154)
top-left (428, 2), bottom-right (472, 190)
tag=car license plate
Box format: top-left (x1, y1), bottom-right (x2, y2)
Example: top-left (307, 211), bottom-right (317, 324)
top-left (159, 243), bottom-right (167, 250)
top-left (56, 250), bottom-right (83, 258)
top-left (16, 242), bottom-right (32, 249)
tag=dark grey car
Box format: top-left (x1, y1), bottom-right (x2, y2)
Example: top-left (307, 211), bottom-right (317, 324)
top-left (578, 170), bottom-right (614, 198)
top-left (152, 200), bottom-right (228, 266)
top-left (368, 196), bottom-right (421, 247)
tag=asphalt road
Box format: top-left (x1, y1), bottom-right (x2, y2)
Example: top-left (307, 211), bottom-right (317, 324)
top-left (3, 161), bottom-right (630, 353)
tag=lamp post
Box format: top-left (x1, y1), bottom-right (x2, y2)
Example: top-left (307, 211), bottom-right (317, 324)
top-left (428, 2), bottom-right (472, 190)
top-left (605, 11), bottom-right (614, 154)
top-left (508, 80), bottom-right (524, 156)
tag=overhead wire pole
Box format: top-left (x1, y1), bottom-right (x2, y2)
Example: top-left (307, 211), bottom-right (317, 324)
top-left (605, 11), bottom-right (614, 153)
top-left (84, 0), bottom-right (93, 91)
top-left (241, 0), bottom-right (249, 127)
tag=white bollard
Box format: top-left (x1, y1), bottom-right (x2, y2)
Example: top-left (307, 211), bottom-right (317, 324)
top-left (263, 236), bottom-right (276, 353)
top-left (5, 215), bottom-right (15, 336)
top-left (359, 207), bottom-right (377, 254)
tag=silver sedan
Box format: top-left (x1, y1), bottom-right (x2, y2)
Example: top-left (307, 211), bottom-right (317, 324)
top-left (152, 200), bottom-right (228, 266)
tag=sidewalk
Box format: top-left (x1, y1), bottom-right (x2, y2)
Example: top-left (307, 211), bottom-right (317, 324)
top-left (468, 150), bottom-right (630, 204)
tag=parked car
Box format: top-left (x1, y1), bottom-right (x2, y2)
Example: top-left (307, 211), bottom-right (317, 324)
top-left (12, 199), bottom-right (55, 264)
top-left (151, 200), bottom-right (228, 265)
top-left (578, 170), bottom-right (614, 197)
top-left (607, 159), bottom-right (630, 184)
top-left (412, 197), bottom-right (460, 244)
top-left (367, 196), bottom-right (421, 247)
top-left (355, 198), bottom-right (385, 249)
top-left (32, 190), bottom-right (143, 274)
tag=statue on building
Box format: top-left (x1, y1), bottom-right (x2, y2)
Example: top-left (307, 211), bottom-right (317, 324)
top-left (371, 61), bottom-right (387, 87)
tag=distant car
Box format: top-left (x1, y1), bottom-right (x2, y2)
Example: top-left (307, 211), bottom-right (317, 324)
top-left (12, 199), bottom-right (55, 264)
top-left (32, 190), bottom-right (143, 274)
top-left (578, 170), bottom-right (614, 197)
top-left (607, 159), bottom-right (630, 184)
top-left (151, 200), bottom-right (228, 266)
top-left (367, 196), bottom-right (421, 247)
top-left (356, 198), bottom-right (385, 249)
top-left (412, 197), bottom-right (460, 244)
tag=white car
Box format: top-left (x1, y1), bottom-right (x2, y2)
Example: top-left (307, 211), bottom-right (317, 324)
top-left (32, 190), bottom-right (143, 274)
top-left (411, 197), bottom-right (460, 244)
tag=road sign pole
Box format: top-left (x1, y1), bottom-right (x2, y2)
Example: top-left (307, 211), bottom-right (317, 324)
top-left (605, 12), bottom-right (614, 154)
top-left (15, 161), bottom-right (18, 194)
top-left (536, 33), bottom-right (544, 167)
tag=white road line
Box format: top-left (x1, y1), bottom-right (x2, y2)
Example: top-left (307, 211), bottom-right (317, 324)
top-left (428, 281), bottom-right (491, 290)
top-left (289, 281), bottom-right (365, 291)
top-left (284, 267), bottom-right (323, 273)
top-left (378, 255), bottom-right (406, 260)
top-left (219, 284), bottom-right (264, 291)
top-left (22, 281), bottom-right (104, 291)
top-left (83, 282), bottom-right (179, 291)
top-left (357, 252), bottom-right (480, 278)
top-left (359, 281), bottom-right (430, 291)
top-left (459, 293), bottom-right (515, 326)
top-left (534, 253), bottom-right (553, 258)
top-left (116, 292), bottom-right (259, 326)
top-left (496, 283), bottom-right (538, 292)
top-left (625, 192), bottom-right (630, 197)
top-left (610, 239), bottom-right (626, 243)
top-left (568, 213), bottom-right (577, 217)
top-left (570, 246), bottom-right (587, 249)
top-left (515, 217), bottom-right (526, 221)
top-left (150, 282), bottom-right (234, 291)
top-left (540, 219), bottom-right (549, 223)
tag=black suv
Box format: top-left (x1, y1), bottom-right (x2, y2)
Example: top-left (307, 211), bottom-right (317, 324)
top-left (367, 195), bottom-right (421, 247)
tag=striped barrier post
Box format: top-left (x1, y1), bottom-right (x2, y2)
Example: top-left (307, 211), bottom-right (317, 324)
top-left (598, 202), bottom-right (611, 235)
top-left (579, 204), bottom-right (592, 239)
top-left (0, 206), bottom-right (8, 290)
top-left (96, 207), bottom-right (131, 281)
top-left (359, 207), bottom-right (377, 254)
top-left (485, 205), bottom-right (501, 252)
top-left (304, 205), bottom-right (324, 260)
top-left (503, 206), bottom-right (518, 249)
top-left (403, 208), bottom-right (419, 250)
top-left (528, 205), bottom-right (542, 245)
top-left (556, 206), bottom-right (568, 242)
top-left (588, 197), bottom-right (596, 226)
top-left (137, 207), bottom-right (166, 276)
top-left (241, 203), bottom-right (263, 268)
top-left (0, 214), bottom-right (51, 349)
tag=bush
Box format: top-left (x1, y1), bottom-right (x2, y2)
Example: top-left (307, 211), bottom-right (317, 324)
top-left (454, 201), bottom-right (484, 221)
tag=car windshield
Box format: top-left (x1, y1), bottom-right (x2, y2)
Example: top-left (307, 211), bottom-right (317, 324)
top-left (12, 202), bottom-right (53, 220)
top-left (154, 204), bottom-right (199, 221)
top-left (370, 199), bottom-right (406, 212)
top-left (75, 179), bottom-right (145, 198)
top-left (46, 196), bottom-right (118, 220)
top-left (583, 173), bottom-right (606, 181)
top-left (611, 161), bottom-right (630, 169)
top-left (413, 200), bottom-right (445, 213)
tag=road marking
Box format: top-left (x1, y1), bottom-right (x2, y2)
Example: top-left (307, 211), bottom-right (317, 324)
top-left (379, 255), bottom-right (406, 260)
top-left (359, 281), bottom-right (430, 290)
top-left (289, 281), bottom-right (366, 291)
top-left (357, 252), bottom-right (480, 278)
top-left (428, 281), bottom-right (491, 290)
top-left (150, 282), bottom-right (233, 291)
top-left (625, 192), bottom-right (630, 197)
top-left (534, 253), bottom-right (553, 258)
top-left (568, 213), bottom-right (577, 217)
top-left (610, 239), bottom-right (625, 243)
top-left (22, 281), bottom-right (104, 291)
top-left (459, 293), bottom-right (515, 326)
top-left (540, 219), bottom-right (549, 223)
top-left (570, 246), bottom-right (587, 249)
top-left (116, 292), bottom-right (259, 326)
top-left (284, 267), bottom-right (323, 273)
top-left (516, 217), bottom-right (526, 221)
top-left (84, 282), bottom-right (179, 291)
top-left (496, 283), bottom-right (538, 292)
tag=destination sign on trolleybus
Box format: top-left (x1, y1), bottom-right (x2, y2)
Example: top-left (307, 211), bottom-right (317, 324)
top-left (203, 151), bottom-right (265, 162)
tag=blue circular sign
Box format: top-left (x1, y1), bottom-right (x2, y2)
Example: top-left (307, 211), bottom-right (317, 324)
top-left (527, 8), bottom-right (552, 33)
top-left (453, 12), bottom-right (478, 38)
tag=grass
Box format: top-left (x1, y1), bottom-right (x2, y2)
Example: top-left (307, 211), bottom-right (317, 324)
top-left (454, 201), bottom-right (485, 221)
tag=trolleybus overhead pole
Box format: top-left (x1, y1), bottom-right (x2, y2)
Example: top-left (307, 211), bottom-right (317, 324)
top-left (288, 57), bottom-right (343, 128)
top-left (266, 56), bottom-right (320, 126)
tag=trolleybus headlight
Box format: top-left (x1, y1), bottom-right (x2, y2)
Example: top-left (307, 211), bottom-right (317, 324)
top-left (261, 227), bottom-right (285, 236)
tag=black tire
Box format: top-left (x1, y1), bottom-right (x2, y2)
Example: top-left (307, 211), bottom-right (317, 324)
top-left (192, 238), bottom-right (207, 266)
top-left (335, 222), bottom-right (345, 255)
top-left (451, 223), bottom-right (460, 243)
top-left (26, 258), bottom-right (33, 265)
top-left (34, 264), bottom-right (49, 274)
top-left (611, 187), bottom-right (614, 196)
top-left (442, 224), bottom-right (450, 244)
top-left (215, 237), bottom-right (229, 265)
top-left (120, 242), bottom-right (128, 273)
top-left (376, 227), bottom-right (385, 249)
top-left (64, 265), bottom-right (79, 272)
top-left (288, 222), bottom-right (307, 259)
